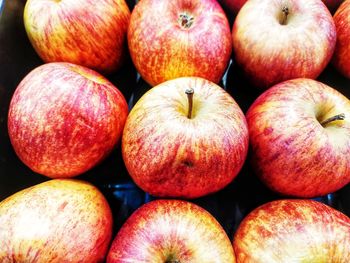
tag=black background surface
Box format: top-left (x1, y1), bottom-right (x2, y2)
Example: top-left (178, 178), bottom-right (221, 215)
top-left (0, 0), bottom-right (350, 238)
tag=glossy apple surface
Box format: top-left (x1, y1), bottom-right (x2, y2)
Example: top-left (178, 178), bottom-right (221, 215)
top-left (232, 0), bottom-right (336, 89)
top-left (332, 0), bottom-right (350, 78)
top-left (23, 0), bottom-right (130, 74)
top-left (122, 77), bottom-right (248, 198)
top-left (233, 199), bottom-right (350, 262)
top-left (107, 199), bottom-right (236, 262)
top-left (128, 0), bottom-right (232, 86)
top-left (8, 62), bottom-right (128, 178)
top-left (0, 179), bottom-right (113, 263)
top-left (246, 78), bottom-right (350, 197)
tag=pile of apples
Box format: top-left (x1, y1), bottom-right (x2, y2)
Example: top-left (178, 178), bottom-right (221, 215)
top-left (1, 0), bottom-right (350, 262)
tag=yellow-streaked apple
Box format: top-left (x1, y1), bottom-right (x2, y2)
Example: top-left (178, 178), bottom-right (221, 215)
top-left (232, 0), bottom-right (336, 89)
top-left (122, 77), bottom-right (248, 198)
top-left (246, 78), bottom-right (350, 197)
top-left (107, 199), bottom-right (236, 263)
top-left (233, 199), bottom-right (350, 262)
top-left (8, 62), bottom-right (128, 178)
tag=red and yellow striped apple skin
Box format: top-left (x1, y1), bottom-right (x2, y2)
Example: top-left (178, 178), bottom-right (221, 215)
top-left (122, 77), bottom-right (248, 198)
top-left (128, 0), bottom-right (232, 86)
top-left (0, 179), bottom-right (113, 263)
top-left (246, 78), bottom-right (350, 197)
top-left (233, 199), bottom-right (350, 262)
top-left (232, 0), bottom-right (336, 89)
top-left (107, 199), bottom-right (236, 263)
top-left (23, 0), bottom-right (130, 74)
top-left (332, 0), bottom-right (350, 78)
top-left (8, 62), bottom-right (128, 178)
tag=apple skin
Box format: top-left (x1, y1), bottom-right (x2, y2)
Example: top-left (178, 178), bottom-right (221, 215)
top-left (128, 0), bottom-right (232, 86)
top-left (122, 77), bottom-right (249, 198)
top-left (332, 0), bottom-right (350, 78)
top-left (8, 62), bottom-right (128, 178)
top-left (232, 0), bottom-right (336, 89)
top-left (107, 199), bottom-right (236, 263)
top-left (0, 179), bottom-right (113, 263)
top-left (233, 199), bottom-right (350, 262)
top-left (23, 0), bottom-right (130, 74)
top-left (246, 78), bottom-right (350, 198)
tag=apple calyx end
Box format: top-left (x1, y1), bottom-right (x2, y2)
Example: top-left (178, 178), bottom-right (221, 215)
top-left (178, 13), bottom-right (194, 29)
top-left (185, 88), bottom-right (194, 119)
top-left (320, 113), bottom-right (345, 127)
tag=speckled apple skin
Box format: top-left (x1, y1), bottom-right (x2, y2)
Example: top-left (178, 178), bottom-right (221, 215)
top-left (122, 77), bottom-right (249, 198)
top-left (24, 0), bottom-right (130, 74)
top-left (0, 179), bottom-right (113, 263)
top-left (332, 0), bottom-right (350, 78)
top-left (8, 62), bottom-right (128, 178)
top-left (232, 0), bottom-right (336, 89)
top-left (246, 78), bottom-right (350, 197)
top-left (128, 0), bottom-right (232, 86)
top-left (233, 199), bottom-right (350, 262)
top-left (107, 199), bottom-right (236, 263)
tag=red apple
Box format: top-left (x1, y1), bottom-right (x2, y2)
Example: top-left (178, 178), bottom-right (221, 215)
top-left (0, 179), bottom-right (113, 262)
top-left (23, 0), bottom-right (130, 74)
top-left (128, 0), bottom-right (232, 86)
top-left (332, 0), bottom-right (350, 78)
top-left (107, 199), bottom-right (235, 262)
top-left (233, 199), bottom-right (350, 262)
top-left (232, 0), bottom-right (336, 89)
top-left (8, 62), bottom-right (128, 178)
top-left (246, 78), bottom-right (350, 198)
top-left (122, 77), bottom-right (248, 198)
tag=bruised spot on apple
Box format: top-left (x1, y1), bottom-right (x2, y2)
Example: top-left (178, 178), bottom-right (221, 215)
top-left (8, 62), bottom-right (129, 178)
top-left (246, 78), bottom-right (350, 198)
top-left (107, 199), bottom-right (236, 263)
top-left (233, 199), bottom-right (350, 262)
top-left (122, 77), bottom-right (248, 198)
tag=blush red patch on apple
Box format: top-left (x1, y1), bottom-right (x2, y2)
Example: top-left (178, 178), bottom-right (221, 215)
top-left (1, 0), bottom-right (350, 262)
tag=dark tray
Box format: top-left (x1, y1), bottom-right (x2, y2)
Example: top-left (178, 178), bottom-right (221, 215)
top-left (1, 0), bottom-right (350, 239)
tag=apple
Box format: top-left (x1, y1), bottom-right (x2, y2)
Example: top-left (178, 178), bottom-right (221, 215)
top-left (233, 199), bottom-right (350, 262)
top-left (23, 0), bottom-right (130, 74)
top-left (127, 0), bottom-right (232, 86)
top-left (232, 0), bottom-right (336, 89)
top-left (246, 78), bottom-right (350, 198)
top-left (332, 0), bottom-right (350, 78)
top-left (122, 77), bottom-right (249, 198)
top-left (0, 179), bottom-right (113, 262)
top-left (8, 62), bottom-right (128, 178)
top-left (107, 199), bottom-right (235, 262)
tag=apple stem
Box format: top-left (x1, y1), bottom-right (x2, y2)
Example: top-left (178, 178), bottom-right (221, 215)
top-left (185, 88), bottom-right (194, 119)
top-left (281, 6), bottom-right (289, 25)
top-left (179, 13), bottom-right (194, 29)
top-left (320, 113), bottom-right (345, 126)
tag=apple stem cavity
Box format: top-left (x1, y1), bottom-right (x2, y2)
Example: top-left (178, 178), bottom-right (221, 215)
top-left (321, 113), bottom-right (345, 126)
top-left (280, 6), bottom-right (289, 25)
top-left (185, 88), bottom-right (194, 119)
top-left (179, 13), bottom-right (194, 29)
